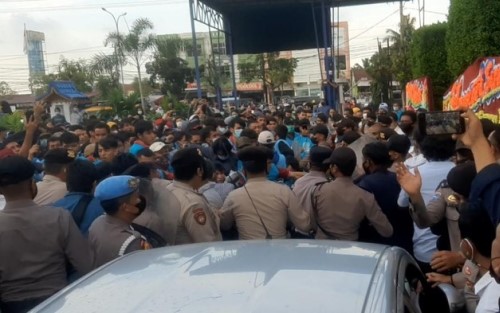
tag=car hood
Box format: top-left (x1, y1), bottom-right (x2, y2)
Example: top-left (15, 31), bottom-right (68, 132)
top-left (33, 240), bottom-right (387, 313)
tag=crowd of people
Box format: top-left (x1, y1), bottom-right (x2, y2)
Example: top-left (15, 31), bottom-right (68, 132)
top-left (0, 98), bottom-right (500, 312)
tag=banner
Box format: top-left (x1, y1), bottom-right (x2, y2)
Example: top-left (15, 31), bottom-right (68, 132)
top-left (443, 57), bottom-right (500, 123)
top-left (405, 77), bottom-right (432, 111)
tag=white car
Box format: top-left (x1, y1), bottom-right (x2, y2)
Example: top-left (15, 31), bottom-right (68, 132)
top-left (31, 240), bottom-right (462, 313)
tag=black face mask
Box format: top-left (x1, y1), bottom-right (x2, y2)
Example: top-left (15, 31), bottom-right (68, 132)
top-left (336, 127), bottom-right (346, 137)
top-left (137, 196), bottom-right (147, 215)
top-left (400, 123), bottom-right (413, 134)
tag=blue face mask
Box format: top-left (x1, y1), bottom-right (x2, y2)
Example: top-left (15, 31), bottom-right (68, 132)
top-left (234, 129), bottom-right (243, 138)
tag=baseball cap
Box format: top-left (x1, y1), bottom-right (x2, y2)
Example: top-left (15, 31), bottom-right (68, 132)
top-left (95, 175), bottom-right (140, 202)
top-left (309, 146), bottom-right (333, 166)
top-left (257, 131), bottom-right (275, 145)
top-left (323, 147), bottom-right (357, 176)
top-left (0, 156), bottom-right (35, 186)
top-left (150, 141), bottom-right (167, 153)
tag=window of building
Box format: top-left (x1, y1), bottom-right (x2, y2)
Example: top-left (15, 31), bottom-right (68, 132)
top-left (335, 55), bottom-right (347, 70)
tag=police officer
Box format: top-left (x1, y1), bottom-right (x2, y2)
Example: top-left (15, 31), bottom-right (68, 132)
top-left (34, 148), bottom-right (75, 206)
top-left (160, 147), bottom-right (222, 245)
top-left (0, 156), bottom-right (92, 313)
top-left (220, 146), bottom-right (311, 240)
top-left (293, 146), bottom-right (331, 227)
top-left (89, 175), bottom-right (152, 267)
top-left (313, 147), bottom-right (393, 241)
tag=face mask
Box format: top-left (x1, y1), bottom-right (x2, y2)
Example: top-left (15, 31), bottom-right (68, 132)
top-left (362, 113), bottom-right (368, 120)
top-left (138, 110), bottom-right (143, 115)
top-left (234, 129), bottom-right (243, 138)
top-left (218, 127), bottom-right (228, 134)
top-left (136, 196), bottom-right (147, 215)
top-left (399, 123), bottom-right (413, 134)
top-left (393, 106), bottom-right (400, 111)
top-left (176, 122), bottom-right (183, 129)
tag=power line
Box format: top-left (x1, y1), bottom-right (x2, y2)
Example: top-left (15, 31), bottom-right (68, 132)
top-left (0, 0), bottom-right (185, 14)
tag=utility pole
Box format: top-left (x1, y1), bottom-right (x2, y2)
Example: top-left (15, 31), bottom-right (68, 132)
top-left (399, 0), bottom-right (406, 106)
top-left (102, 8), bottom-right (127, 95)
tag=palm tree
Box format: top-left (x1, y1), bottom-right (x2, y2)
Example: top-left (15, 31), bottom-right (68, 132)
top-left (385, 15), bottom-right (416, 104)
top-left (105, 18), bottom-right (155, 111)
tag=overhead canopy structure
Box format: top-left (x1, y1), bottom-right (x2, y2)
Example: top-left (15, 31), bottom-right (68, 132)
top-left (200, 0), bottom-right (406, 54)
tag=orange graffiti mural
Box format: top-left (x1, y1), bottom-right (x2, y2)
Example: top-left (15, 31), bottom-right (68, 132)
top-left (444, 57), bottom-right (500, 123)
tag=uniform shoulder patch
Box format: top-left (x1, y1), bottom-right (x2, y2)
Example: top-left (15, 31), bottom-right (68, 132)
top-left (193, 208), bottom-right (207, 225)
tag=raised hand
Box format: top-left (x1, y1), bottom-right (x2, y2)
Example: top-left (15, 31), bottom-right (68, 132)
top-left (396, 162), bottom-right (422, 196)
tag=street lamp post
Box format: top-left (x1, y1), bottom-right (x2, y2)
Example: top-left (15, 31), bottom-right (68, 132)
top-left (102, 7), bottom-right (126, 95)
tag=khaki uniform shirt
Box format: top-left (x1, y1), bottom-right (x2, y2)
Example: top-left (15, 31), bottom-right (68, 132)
top-left (220, 177), bottom-right (311, 240)
top-left (166, 181), bottom-right (222, 245)
top-left (34, 175), bottom-right (67, 206)
top-left (410, 183), bottom-right (461, 252)
top-left (89, 215), bottom-right (149, 268)
top-left (314, 177), bottom-right (393, 241)
top-left (0, 200), bottom-right (93, 302)
top-left (293, 171), bottom-right (329, 215)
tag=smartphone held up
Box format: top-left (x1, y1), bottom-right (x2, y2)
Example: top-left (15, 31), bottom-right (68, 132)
top-left (418, 111), bottom-right (466, 136)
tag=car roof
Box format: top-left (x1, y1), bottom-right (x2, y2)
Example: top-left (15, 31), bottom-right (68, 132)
top-left (33, 240), bottom-right (391, 313)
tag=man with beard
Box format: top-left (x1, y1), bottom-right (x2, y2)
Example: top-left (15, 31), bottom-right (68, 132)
top-left (89, 175), bottom-right (152, 267)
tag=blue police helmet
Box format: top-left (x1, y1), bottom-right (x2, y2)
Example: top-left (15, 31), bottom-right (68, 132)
top-left (94, 175), bottom-right (140, 202)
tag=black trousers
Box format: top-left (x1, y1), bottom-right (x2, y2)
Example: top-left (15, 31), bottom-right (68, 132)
top-left (0, 295), bottom-right (49, 313)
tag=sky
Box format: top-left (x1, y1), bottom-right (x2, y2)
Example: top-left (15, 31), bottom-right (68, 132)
top-left (0, 0), bottom-right (450, 94)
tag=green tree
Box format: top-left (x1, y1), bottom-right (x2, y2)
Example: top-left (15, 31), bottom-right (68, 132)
top-left (364, 47), bottom-right (393, 105)
top-left (411, 22), bottom-right (453, 110)
top-left (146, 35), bottom-right (194, 99)
top-left (132, 77), bottom-right (154, 96)
top-left (200, 56), bottom-right (231, 95)
top-left (386, 15), bottom-right (416, 103)
top-left (238, 52), bottom-right (298, 103)
top-left (447, 0), bottom-right (500, 77)
top-left (0, 81), bottom-right (16, 96)
top-left (106, 18), bottom-right (155, 111)
top-left (30, 57), bottom-right (94, 96)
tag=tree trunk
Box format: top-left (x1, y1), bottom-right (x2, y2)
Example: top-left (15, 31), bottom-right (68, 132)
top-left (136, 61), bottom-right (146, 112)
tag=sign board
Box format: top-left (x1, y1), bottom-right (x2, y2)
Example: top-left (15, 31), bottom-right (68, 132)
top-left (443, 57), bottom-right (500, 123)
top-left (405, 77), bottom-right (432, 111)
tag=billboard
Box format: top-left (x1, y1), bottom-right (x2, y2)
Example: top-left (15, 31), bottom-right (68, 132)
top-left (444, 57), bottom-right (500, 123)
top-left (405, 77), bottom-right (433, 111)
top-left (24, 29), bottom-right (46, 78)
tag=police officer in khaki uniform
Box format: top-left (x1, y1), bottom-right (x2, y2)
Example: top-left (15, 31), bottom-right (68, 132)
top-left (161, 147), bottom-right (222, 245)
top-left (293, 146), bottom-right (332, 215)
top-left (313, 147), bottom-right (393, 241)
top-left (89, 175), bottom-right (152, 268)
top-left (0, 156), bottom-right (93, 313)
top-left (220, 146), bottom-right (311, 240)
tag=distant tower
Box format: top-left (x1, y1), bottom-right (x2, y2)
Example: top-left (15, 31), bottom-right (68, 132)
top-left (24, 26), bottom-right (47, 83)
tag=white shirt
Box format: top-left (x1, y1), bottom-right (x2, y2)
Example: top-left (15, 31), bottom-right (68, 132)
top-left (475, 272), bottom-right (500, 313)
top-left (0, 195), bottom-right (5, 210)
top-left (398, 160), bottom-right (455, 263)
